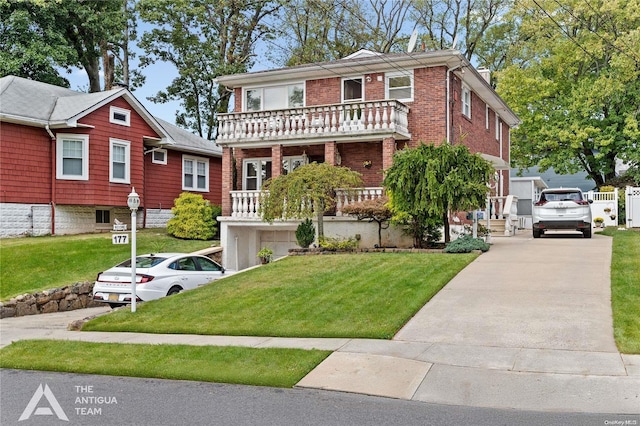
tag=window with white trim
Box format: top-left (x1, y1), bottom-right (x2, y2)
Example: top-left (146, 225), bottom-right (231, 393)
top-left (486, 105), bottom-right (490, 130)
top-left (243, 83), bottom-right (304, 112)
top-left (95, 209), bottom-right (111, 224)
top-left (183, 155), bottom-right (209, 191)
top-left (243, 158), bottom-right (272, 190)
top-left (56, 134), bottom-right (89, 180)
top-left (386, 71), bottom-right (413, 101)
top-left (342, 77), bottom-right (363, 102)
top-left (461, 85), bottom-right (471, 118)
top-left (110, 139), bottom-right (130, 183)
top-left (109, 106), bottom-right (130, 126)
top-left (152, 149), bottom-right (167, 165)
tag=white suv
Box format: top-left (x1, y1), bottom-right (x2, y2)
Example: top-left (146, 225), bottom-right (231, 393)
top-left (532, 188), bottom-right (593, 238)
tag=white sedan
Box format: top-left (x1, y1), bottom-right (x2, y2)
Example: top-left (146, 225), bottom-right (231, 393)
top-left (93, 253), bottom-right (225, 308)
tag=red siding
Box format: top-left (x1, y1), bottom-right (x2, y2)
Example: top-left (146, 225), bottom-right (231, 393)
top-left (52, 97), bottom-right (158, 207)
top-left (0, 123), bottom-right (52, 203)
top-left (145, 150), bottom-right (222, 209)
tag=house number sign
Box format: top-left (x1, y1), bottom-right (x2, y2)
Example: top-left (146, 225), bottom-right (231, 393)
top-left (112, 234), bottom-right (129, 245)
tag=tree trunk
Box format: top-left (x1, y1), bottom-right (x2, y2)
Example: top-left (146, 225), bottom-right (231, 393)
top-left (443, 212), bottom-right (451, 243)
top-left (316, 199), bottom-right (325, 239)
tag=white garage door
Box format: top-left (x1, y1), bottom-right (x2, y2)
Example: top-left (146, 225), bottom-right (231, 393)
top-left (259, 230), bottom-right (298, 259)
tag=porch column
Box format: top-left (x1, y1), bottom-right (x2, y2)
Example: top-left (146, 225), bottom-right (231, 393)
top-left (325, 141), bottom-right (337, 166)
top-left (382, 137), bottom-right (396, 171)
top-left (271, 144), bottom-right (283, 178)
top-left (221, 147), bottom-right (234, 216)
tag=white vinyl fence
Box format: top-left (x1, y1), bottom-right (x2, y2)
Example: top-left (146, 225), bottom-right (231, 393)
top-left (626, 186), bottom-right (640, 228)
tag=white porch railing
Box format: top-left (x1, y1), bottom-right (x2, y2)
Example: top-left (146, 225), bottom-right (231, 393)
top-left (217, 100), bottom-right (410, 144)
top-left (486, 195), bottom-right (519, 236)
top-left (229, 187), bottom-right (385, 219)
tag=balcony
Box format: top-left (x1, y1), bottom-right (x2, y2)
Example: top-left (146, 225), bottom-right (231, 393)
top-left (229, 187), bottom-right (385, 219)
top-left (217, 100), bottom-right (410, 147)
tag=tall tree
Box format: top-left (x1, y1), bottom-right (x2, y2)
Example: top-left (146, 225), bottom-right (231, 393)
top-left (260, 162), bottom-right (363, 239)
top-left (496, 0), bottom-right (640, 187)
top-left (137, 0), bottom-right (280, 139)
top-left (411, 0), bottom-right (512, 61)
top-left (383, 143), bottom-right (493, 244)
top-left (277, 0), bottom-right (413, 66)
top-left (0, 0), bottom-right (130, 92)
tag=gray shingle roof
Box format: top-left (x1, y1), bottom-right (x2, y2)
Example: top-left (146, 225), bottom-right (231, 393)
top-left (0, 75), bottom-right (220, 157)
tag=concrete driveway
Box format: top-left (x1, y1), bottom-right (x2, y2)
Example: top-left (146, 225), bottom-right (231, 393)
top-left (394, 231), bottom-right (617, 351)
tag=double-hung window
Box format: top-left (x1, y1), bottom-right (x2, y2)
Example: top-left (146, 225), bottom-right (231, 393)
top-left (243, 159), bottom-right (272, 190)
top-left (462, 85), bottom-right (471, 118)
top-left (183, 156), bottom-right (209, 191)
top-left (56, 134), bottom-right (89, 180)
top-left (386, 71), bottom-right (413, 101)
top-left (110, 139), bottom-right (130, 184)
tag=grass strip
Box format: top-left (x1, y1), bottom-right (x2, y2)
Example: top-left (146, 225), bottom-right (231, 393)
top-left (601, 228), bottom-right (640, 354)
top-left (83, 252), bottom-right (477, 339)
top-left (0, 340), bottom-right (330, 387)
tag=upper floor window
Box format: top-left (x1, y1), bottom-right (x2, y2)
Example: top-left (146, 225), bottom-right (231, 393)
top-left (183, 155), bottom-right (209, 192)
top-left (244, 83), bottom-right (304, 112)
top-left (386, 71), bottom-right (413, 101)
top-left (110, 106), bottom-right (131, 126)
top-left (461, 85), bottom-right (471, 118)
top-left (152, 149), bottom-right (167, 165)
top-left (56, 134), bottom-right (89, 180)
top-left (342, 77), bottom-right (363, 102)
top-left (110, 138), bottom-right (130, 184)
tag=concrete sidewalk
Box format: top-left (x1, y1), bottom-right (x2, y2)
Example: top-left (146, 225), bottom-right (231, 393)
top-left (1, 232), bottom-right (639, 414)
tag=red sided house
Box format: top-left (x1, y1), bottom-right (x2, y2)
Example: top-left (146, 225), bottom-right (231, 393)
top-left (215, 49), bottom-right (520, 270)
top-left (0, 76), bottom-right (222, 238)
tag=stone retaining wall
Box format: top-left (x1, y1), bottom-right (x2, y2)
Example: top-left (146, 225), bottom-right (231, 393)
top-left (0, 281), bottom-right (102, 319)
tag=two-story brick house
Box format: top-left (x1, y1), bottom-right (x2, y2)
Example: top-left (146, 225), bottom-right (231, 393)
top-left (0, 76), bottom-right (221, 238)
top-left (214, 49), bottom-right (519, 270)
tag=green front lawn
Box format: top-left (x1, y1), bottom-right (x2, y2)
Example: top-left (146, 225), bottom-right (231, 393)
top-left (83, 253), bottom-right (477, 339)
top-left (601, 228), bottom-right (640, 353)
top-left (0, 230), bottom-right (213, 300)
top-left (0, 340), bottom-right (330, 388)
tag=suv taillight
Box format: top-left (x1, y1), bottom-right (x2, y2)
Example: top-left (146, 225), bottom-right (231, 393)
top-left (575, 200), bottom-right (589, 205)
top-left (534, 200), bottom-right (547, 206)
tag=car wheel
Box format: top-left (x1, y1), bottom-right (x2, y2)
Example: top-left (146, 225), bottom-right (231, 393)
top-left (583, 227), bottom-right (592, 238)
top-left (167, 286), bottom-right (182, 296)
top-left (533, 228), bottom-right (542, 238)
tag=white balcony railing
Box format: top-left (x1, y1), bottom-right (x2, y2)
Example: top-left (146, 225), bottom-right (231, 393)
top-left (229, 187), bottom-right (385, 219)
top-left (217, 100), bottom-right (410, 144)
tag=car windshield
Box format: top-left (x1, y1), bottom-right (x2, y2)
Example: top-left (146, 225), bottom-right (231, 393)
top-left (541, 191), bottom-right (582, 202)
top-left (116, 256), bottom-right (167, 268)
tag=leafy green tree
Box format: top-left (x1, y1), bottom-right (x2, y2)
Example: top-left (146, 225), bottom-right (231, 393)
top-left (260, 162), bottom-right (363, 238)
top-left (0, 0), bottom-right (134, 92)
top-left (136, 0), bottom-right (280, 139)
top-left (383, 143), bottom-right (493, 244)
top-left (167, 192), bottom-right (219, 240)
top-left (496, 0), bottom-right (640, 187)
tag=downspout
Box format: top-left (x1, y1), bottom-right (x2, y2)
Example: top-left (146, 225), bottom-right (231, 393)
top-left (46, 124), bottom-right (56, 235)
top-left (446, 64), bottom-right (462, 144)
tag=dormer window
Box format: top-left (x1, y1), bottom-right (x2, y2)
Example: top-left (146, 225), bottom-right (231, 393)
top-left (110, 106), bottom-right (130, 126)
